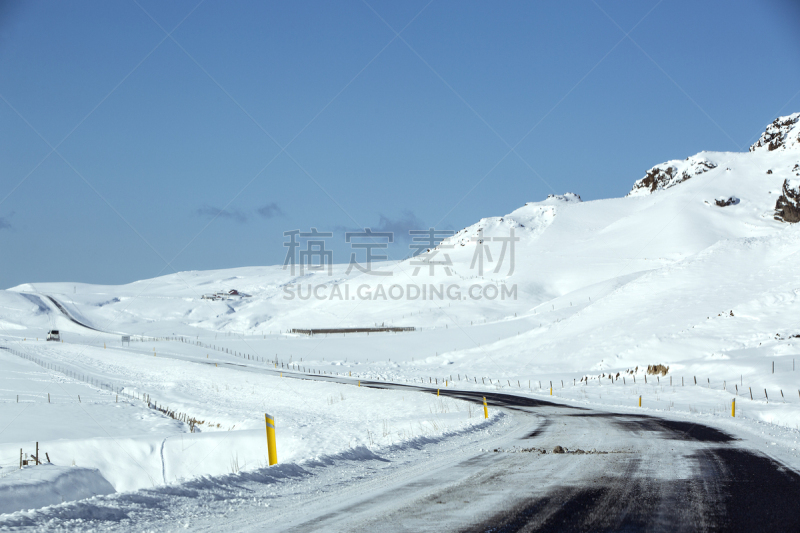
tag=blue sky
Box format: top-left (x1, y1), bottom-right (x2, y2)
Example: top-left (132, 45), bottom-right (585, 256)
top-left (1, 0), bottom-right (799, 288)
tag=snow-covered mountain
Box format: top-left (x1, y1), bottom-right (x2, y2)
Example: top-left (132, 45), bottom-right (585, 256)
top-left (4, 113), bottom-right (799, 340)
top-left (3, 114), bottom-right (800, 514)
top-left (0, 113), bottom-right (797, 370)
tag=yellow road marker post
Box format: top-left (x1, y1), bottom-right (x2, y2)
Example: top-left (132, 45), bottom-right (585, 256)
top-left (731, 398), bottom-right (735, 417)
top-left (265, 414), bottom-right (278, 465)
top-left (437, 389), bottom-right (440, 397)
top-left (639, 395), bottom-right (642, 407)
top-left (483, 397), bottom-right (488, 419)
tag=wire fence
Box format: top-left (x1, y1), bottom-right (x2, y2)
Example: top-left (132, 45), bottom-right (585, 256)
top-left (0, 461), bottom-right (20, 479)
top-left (0, 345), bottom-right (127, 402)
top-left (0, 344), bottom-right (208, 437)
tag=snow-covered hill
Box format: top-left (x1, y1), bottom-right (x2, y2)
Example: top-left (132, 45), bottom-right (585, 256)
top-left (4, 114), bottom-right (800, 346)
top-left (15, 115), bottom-right (798, 334)
top-left (3, 114), bottom-right (800, 513)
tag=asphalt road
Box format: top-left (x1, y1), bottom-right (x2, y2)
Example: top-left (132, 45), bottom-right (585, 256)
top-left (43, 294), bottom-right (102, 332)
top-left (251, 381), bottom-right (800, 532)
top-left (7, 341), bottom-right (797, 532)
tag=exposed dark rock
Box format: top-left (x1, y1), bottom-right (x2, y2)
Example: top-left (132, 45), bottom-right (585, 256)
top-left (750, 113), bottom-right (800, 152)
top-left (641, 166), bottom-right (675, 193)
top-left (544, 192), bottom-right (582, 203)
top-left (628, 157), bottom-right (717, 196)
top-left (714, 197), bottom-right (739, 207)
top-left (774, 179), bottom-right (800, 223)
top-left (552, 446), bottom-right (565, 454)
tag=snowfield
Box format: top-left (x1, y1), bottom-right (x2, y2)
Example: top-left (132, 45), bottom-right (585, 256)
top-left (0, 343), bottom-right (491, 495)
top-left (2, 113), bottom-right (800, 528)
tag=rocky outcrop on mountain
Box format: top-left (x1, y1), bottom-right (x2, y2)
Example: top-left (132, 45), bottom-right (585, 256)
top-left (544, 192), bottom-right (582, 203)
top-left (627, 155), bottom-right (717, 197)
top-left (774, 179), bottom-right (800, 223)
top-left (625, 113), bottom-right (800, 199)
top-left (714, 197), bottom-right (739, 207)
top-left (751, 113), bottom-right (800, 152)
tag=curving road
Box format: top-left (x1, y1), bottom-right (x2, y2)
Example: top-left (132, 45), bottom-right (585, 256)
top-left (7, 345), bottom-right (799, 532)
top-left (178, 375), bottom-right (800, 532)
top-left (43, 294), bottom-right (102, 332)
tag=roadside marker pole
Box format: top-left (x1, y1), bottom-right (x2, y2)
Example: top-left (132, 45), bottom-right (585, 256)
top-left (638, 396), bottom-right (642, 407)
top-left (483, 397), bottom-right (488, 419)
top-left (731, 398), bottom-right (735, 417)
top-left (265, 414), bottom-right (278, 465)
top-left (437, 389), bottom-right (440, 397)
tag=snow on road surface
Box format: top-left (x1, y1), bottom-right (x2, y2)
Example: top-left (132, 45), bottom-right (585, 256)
top-left (2, 114), bottom-right (800, 529)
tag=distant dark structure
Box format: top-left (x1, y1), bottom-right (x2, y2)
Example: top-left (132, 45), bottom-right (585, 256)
top-left (290, 327), bottom-right (415, 336)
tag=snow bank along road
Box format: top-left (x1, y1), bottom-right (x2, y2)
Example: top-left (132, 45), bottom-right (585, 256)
top-left (6, 363), bottom-right (800, 532)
